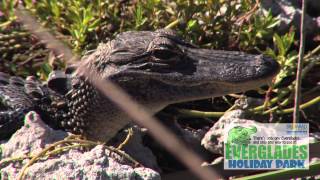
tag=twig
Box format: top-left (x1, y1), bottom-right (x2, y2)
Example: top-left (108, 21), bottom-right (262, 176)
top-left (293, 0), bottom-right (307, 125)
top-left (106, 146), bottom-right (140, 167)
top-left (0, 155), bottom-right (32, 169)
top-left (17, 137), bottom-right (141, 180)
top-left (116, 127), bottom-right (133, 150)
top-left (17, 138), bottom-right (99, 180)
top-left (250, 87), bottom-right (292, 112)
top-left (304, 44), bottom-right (320, 60)
top-left (176, 108), bottom-right (224, 118)
top-left (278, 96), bottom-right (320, 114)
top-left (165, 19), bottom-right (180, 29)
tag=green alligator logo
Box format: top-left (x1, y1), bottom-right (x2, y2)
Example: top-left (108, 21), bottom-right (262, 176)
top-left (227, 125), bottom-right (257, 145)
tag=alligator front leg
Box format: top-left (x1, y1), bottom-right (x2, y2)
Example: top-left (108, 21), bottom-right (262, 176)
top-left (0, 109), bottom-right (26, 139)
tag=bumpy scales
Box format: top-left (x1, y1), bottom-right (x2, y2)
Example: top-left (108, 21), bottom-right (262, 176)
top-left (0, 29), bottom-right (279, 141)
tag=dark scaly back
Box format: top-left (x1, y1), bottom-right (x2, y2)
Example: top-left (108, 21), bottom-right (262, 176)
top-left (0, 73), bottom-right (34, 109)
top-left (0, 73), bottom-right (28, 138)
top-left (0, 72), bottom-right (68, 139)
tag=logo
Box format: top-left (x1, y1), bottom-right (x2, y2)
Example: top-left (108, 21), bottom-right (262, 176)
top-left (227, 126), bottom-right (257, 145)
top-left (224, 123), bottom-right (309, 170)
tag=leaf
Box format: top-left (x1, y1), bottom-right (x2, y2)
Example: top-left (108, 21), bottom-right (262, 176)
top-left (88, 19), bottom-right (101, 32)
top-left (135, 2), bottom-right (146, 29)
top-left (187, 19), bottom-right (198, 31)
top-left (273, 33), bottom-right (285, 56)
top-left (266, 18), bottom-right (280, 29)
top-left (50, 0), bottom-right (60, 18)
top-left (40, 63), bottom-right (53, 80)
top-left (264, 47), bottom-right (277, 59)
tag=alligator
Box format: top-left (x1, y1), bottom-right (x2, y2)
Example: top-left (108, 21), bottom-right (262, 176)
top-left (0, 29), bottom-right (279, 142)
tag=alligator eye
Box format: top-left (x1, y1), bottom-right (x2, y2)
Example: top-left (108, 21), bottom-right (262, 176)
top-left (153, 49), bottom-right (177, 60)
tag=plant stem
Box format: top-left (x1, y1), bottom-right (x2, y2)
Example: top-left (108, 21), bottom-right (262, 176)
top-left (293, 0), bottom-right (307, 125)
top-left (165, 19), bottom-right (180, 29)
top-left (278, 96), bottom-right (320, 114)
top-left (177, 108), bottom-right (225, 118)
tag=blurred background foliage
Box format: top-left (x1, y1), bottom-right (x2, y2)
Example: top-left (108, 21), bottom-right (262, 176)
top-left (0, 0), bottom-right (319, 125)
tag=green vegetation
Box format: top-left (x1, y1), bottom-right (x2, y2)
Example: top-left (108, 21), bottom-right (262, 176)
top-left (16, 0), bottom-right (280, 52)
top-left (1, 0), bottom-right (319, 119)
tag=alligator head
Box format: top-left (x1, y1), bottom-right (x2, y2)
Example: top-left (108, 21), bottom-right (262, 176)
top-left (77, 29), bottom-right (279, 113)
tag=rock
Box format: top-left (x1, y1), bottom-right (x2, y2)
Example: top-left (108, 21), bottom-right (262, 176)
top-left (1, 111), bottom-right (68, 159)
top-left (260, 0), bottom-right (320, 36)
top-left (115, 126), bottom-right (161, 172)
top-left (201, 109), bottom-right (279, 154)
top-left (134, 167), bottom-right (161, 180)
top-left (201, 109), bottom-right (246, 154)
top-left (113, 121), bottom-right (211, 172)
top-left (148, 115), bottom-right (212, 161)
top-left (171, 121), bottom-right (211, 158)
top-left (0, 112), bottom-right (160, 180)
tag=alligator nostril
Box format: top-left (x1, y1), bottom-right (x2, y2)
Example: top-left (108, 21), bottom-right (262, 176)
top-left (264, 57), bottom-right (280, 75)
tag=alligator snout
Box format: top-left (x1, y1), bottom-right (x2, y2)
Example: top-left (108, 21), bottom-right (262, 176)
top-left (259, 56), bottom-right (280, 77)
top-left (238, 54), bottom-right (280, 83)
top-left (173, 48), bottom-right (280, 86)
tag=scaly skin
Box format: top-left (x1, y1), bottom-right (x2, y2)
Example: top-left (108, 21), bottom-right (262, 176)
top-left (0, 29), bottom-right (279, 141)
